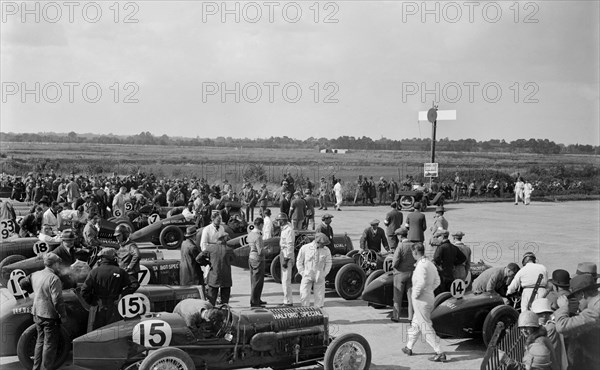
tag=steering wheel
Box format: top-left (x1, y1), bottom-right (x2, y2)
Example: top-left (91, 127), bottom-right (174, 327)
top-left (215, 304), bottom-right (233, 338)
top-left (356, 249), bottom-right (378, 271)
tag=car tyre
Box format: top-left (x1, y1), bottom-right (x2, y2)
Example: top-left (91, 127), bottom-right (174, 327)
top-left (139, 347), bottom-right (195, 370)
top-left (0, 254), bottom-right (27, 272)
top-left (270, 255), bottom-right (282, 284)
top-left (346, 250), bottom-right (359, 259)
top-left (433, 292), bottom-right (452, 309)
top-left (335, 263), bottom-right (366, 300)
top-left (482, 305), bottom-right (519, 347)
top-left (159, 225), bottom-right (184, 250)
top-left (17, 323), bottom-right (70, 370)
top-left (323, 333), bottom-right (371, 370)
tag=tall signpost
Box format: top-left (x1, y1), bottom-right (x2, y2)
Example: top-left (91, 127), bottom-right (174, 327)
top-left (418, 104), bottom-right (456, 184)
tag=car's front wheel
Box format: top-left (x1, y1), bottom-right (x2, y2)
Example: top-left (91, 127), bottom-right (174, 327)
top-left (323, 333), bottom-right (371, 370)
top-left (335, 263), bottom-right (366, 300)
top-left (139, 347), bottom-right (195, 370)
top-left (159, 225), bottom-right (184, 250)
top-left (17, 323), bottom-right (70, 370)
top-left (482, 305), bottom-right (519, 347)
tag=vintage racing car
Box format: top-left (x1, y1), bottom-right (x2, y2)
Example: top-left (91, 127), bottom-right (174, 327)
top-left (72, 303), bottom-right (372, 370)
top-left (395, 190), bottom-right (444, 211)
top-left (430, 290), bottom-right (520, 346)
top-left (1, 284), bottom-right (204, 369)
top-left (0, 248), bottom-right (180, 287)
top-left (229, 231), bottom-right (366, 300)
top-left (361, 260), bottom-right (491, 309)
top-left (131, 208), bottom-right (249, 250)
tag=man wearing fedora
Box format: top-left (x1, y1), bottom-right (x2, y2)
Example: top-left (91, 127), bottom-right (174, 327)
top-left (546, 269), bottom-right (571, 311)
top-left (180, 226), bottom-right (203, 288)
top-left (555, 274), bottom-right (600, 370)
top-left (52, 229), bottom-right (78, 268)
top-left (315, 213), bottom-right (334, 248)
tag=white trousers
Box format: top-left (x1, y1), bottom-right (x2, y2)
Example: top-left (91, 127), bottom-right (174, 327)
top-left (406, 296), bottom-right (442, 353)
top-left (281, 257), bottom-right (295, 304)
top-left (300, 276), bottom-right (326, 307)
top-left (521, 287), bottom-right (547, 312)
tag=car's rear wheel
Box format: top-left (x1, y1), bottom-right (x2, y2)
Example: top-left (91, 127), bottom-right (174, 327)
top-left (159, 225), bottom-right (184, 250)
top-left (433, 292), bottom-right (452, 309)
top-left (482, 305), bottom-right (519, 347)
top-left (139, 347), bottom-right (194, 370)
top-left (335, 264), bottom-right (366, 300)
top-left (17, 323), bottom-right (70, 370)
top-left (323, 333), bottom-right (371, 370)
top-left (270, 255), bottom-right (282, 284)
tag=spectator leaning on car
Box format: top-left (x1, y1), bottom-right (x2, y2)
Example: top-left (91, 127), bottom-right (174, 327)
top-left (471, 263), bottom-right (520, 297)
top-left (359, 219), bottom-right (389, 254)
top-left (19, 252), bottom-right (68, 370)
top-left (82, 248), bottom-right (135, 331)
top-left (297, 233), bottom-right (332, 308)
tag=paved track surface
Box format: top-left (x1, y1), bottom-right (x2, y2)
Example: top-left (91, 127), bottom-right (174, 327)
top-left (1, 200), bottom-right (598, 369)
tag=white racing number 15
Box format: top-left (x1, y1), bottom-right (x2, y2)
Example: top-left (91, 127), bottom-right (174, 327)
top-left (132, 320), bottom-right (172, 348)
top-left (118, 293), bottom-right (151, 318)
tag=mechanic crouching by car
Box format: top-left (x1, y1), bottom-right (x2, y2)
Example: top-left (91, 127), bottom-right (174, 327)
top-left (297, 233), bottom-right (332, 308)
top-left (19, 252), bottom-right (68, 370)
top-left (471, 262), bottom-right (520, 300)
top-left (114, 224), bottom-right (141, 290)
top-left (82, 248), bottom-right (136, 330)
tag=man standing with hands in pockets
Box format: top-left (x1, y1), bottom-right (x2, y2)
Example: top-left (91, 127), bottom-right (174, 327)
top-left (297, 233), bottom-right (332, 308)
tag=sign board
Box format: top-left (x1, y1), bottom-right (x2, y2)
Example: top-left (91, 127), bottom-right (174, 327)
top-left (418, 110), bottom-right (456, 121)
top-left (424, 163), bottom-right (438, 177)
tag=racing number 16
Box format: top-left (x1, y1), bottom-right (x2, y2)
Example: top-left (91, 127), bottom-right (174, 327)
top-left (133, 320), bottom-right (172, 348)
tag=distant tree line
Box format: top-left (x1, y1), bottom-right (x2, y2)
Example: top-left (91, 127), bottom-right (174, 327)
top-left (0, 131), bottom-right (597, 155)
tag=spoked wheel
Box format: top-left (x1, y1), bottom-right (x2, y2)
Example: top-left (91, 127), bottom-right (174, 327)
top-left (334, 264), bottom-right (366, 300)
top-left (17, 323), bottom-right (71, 370)
top-left (354, 250), bottom-right (377, 274)
top-left (294, 234), bottom-right (312, 249)
top-left (323, 333), bottom-right (371, 370)
top-left (139, 347), bottom-right (194, 370)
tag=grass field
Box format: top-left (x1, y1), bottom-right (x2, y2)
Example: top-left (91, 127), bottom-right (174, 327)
top-left (1, 141), bottom-right (598, 188)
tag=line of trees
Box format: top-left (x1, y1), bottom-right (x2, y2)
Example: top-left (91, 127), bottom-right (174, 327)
top-left (0, 131), bottom-right (597, 155)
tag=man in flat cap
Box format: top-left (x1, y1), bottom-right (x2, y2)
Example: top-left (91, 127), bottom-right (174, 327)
top-left (315, 213), bottom-right (334, 248)
top-left (82, 248), bottom-right (135, 330)
top-left (384, 202), bottom-right (403, 252)
top-left (360, 219), bottom-right (389, 254)
top-left (451, 231), bottom-right (471, 282)
top-left (19, 252), bottom-right (67, 370)
top-left (555, 274), bottom-right (600, 370)
top-left (433, 229), bottom-right (466, 294)
top-left (392, 227), bottom-right (415, 322)
top-left (297, 233), bottom-right (332, 308)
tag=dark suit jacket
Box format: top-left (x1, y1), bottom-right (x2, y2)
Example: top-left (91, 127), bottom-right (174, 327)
top-left (52, 244), bottom-right (77, 267)
top-left (385, 209), bottom-right (403, 236)
top-left (359, 227), bottom-right (388, 252)
top-left (405, 211), bottom-right (426, 242)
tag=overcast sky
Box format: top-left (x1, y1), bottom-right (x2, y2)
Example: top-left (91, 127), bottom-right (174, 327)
top-left (1, 1), bottom-right (598, 145)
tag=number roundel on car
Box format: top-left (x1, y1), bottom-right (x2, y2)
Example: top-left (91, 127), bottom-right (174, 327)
top-left (132, 320), bottom-right (172, 348)
top-left (138, 265), bottom-right (151, 286)
top-left (124, 202), bottom-right (133, 211)
top-left (113, 209), bottom-right (123, 217)
top-left (147, 213), bottom-right (160, 225)
top-left (1, 219), bottom-right (16, 239)
top-left (450, 279), bottom-right (466, 299)
top-left (118, 293), bottom-right (151, 318)
top-left (8, 269), bottom-right (28, 299)
top-left (33, 241), bottom-right (49, 256)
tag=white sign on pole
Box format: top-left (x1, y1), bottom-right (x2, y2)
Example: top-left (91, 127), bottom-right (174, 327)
top-left (424, 163), bottom-right (438, 177)
top-left (418, 110), bottom-right (457, 121)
